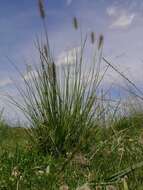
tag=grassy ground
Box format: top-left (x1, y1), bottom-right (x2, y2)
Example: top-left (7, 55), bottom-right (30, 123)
top-left (0, 112), bottom-right (143, 190)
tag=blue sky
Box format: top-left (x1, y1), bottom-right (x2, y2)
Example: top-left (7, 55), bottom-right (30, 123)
top-left (0, 0), bottom-right (143, 121)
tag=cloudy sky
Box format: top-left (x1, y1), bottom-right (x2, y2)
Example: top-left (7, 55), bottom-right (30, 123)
top-left (0, 0), bottom-right (143, 121)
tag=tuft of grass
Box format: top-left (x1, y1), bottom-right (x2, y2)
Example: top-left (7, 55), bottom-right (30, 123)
top-left (9, 0), bottom-right (107, 157)
top-left (11, 38), bottom-right (105, 157)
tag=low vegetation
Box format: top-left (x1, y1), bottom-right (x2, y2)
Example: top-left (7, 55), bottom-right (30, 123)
top-left (0, 112), bottom-right (143, 189)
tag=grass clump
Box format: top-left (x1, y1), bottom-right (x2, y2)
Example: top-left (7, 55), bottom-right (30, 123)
top-left (10, 1), bottom-right (106, 157)
top-left (12, 40), bottom-right (103, 157)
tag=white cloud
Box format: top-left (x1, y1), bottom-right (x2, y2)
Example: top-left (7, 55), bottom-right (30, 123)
top-left (106, 5), bottom-right (136, 29)
top-left (66, 0), bottom-right (73, 6)
top-left (110, 13), bottom-right (135, 29)
top-left (0, 78), bottom-right (12, 87)
top-left (56, 47), bottom-right (81, 66)
top-left (106, 6), bottom-right (117, 16)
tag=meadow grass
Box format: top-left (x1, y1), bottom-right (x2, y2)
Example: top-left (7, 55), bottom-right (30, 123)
top-left (0, 112), bottom-right (143, 189)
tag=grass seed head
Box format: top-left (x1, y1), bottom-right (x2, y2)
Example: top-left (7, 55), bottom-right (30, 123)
top-left (38, 0), bottom-right (46, 19)
top-left (91, 32), bottom-right (95, 44)
top-left (98, 34), bottom-right (104, 50)
top-left (73, 17), bottom-right (79, 30)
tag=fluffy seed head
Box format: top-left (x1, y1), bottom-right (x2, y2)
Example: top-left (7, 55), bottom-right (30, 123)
top-left (98, 34), bottom-right (104, 50)
top-left (73, 17), bottom-right (79, 30)
top-left (38, 0), bottom-right (46, 19)
top-left (91, 32), bottom-right (95, 44)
